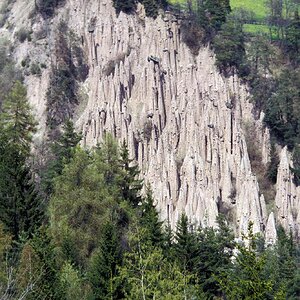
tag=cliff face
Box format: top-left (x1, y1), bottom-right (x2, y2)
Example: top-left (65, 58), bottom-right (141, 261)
top-left (2, 0), bottom-right (298, 238)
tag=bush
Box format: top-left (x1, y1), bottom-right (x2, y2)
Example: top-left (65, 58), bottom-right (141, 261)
top-left (36, 0), bottom-right (66, 18)
top-left (16, 28), bottom-right (31, 43)
top-left (213, 19), bottom-right (246, 75)
top-left (113, 0), bottom-right (136, 15)
top-left (30, 63), bottom-right (41, 76)
top-left (181, 21), bottom-right (204, 56)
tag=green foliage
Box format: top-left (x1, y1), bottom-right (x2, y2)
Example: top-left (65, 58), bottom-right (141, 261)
top-left (16, 27), bottom-right (31, 43)
top-left (140, 0), bottom-right (160, 18)
top-left (41, 119), bottom-right (81, 196)
top-left (174, 214), bottom-right (199, 273)
top-left (0, 223), bottom-right (12, 287)
top-left (214, 18), bottom-right (246, 74)
top-left (46, 21), bottom-right (88, 131)
top-left (264, 69), bottom-right (300, 149)
top-left (0, 81), bottom-right (42, 239)
top-left (139, 187), bottom-right (164, 247)
top-left (203, 0), bottom-right (231, 31)
top-left (291, 145), bottom-right (300, 185)
top-left (119, 140), bottom-right (143, 207)
top-left (217, 223), bottom-right (274, 299)
top-left (59, 262), bottom-right (91, 300)
top-left (36, 0), bottom-right (66, 18)
top-left (285, 11), bottom-right (300, 64)
top-left (0, 40), bottom-right (22, 106)
top-left (197, 215), bottom-right (235, 297)
top-left (27, 226), bottom-right (61, 299)
top-left (30, 62), bottom-right (41, 76)
top-left (113, 0), bottom-right (167, 17)
top-left (113, 0), bottom-right (137, 14)
top-left (88, 222), bottom-right (123, 299)
top-left (230, 0), bottom-right (267, 20)
top-left (119, 224), bottom-right (200, 299)
top-left (266, 141), bottom-right (280, 183)
top-left (49, 136), bottom-right (138, 268)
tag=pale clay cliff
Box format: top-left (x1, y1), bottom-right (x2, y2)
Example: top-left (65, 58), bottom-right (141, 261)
top-left (1, 0), bottom-right (299, 239)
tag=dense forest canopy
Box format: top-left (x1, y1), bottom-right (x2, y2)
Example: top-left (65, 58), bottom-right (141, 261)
top-left (0, 0), bottom-right (299, 298)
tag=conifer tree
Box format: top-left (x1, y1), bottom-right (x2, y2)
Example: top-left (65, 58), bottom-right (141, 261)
top-left (0, 81), bottom-right (41, 239)
top-left (139, 187), bottom-right (164, 247)
top-left (119, 140), bottom-right (143, 206)
top-left (196, 215), bottom-right (235, 297)
top-left (88, 221), bottom-right (123, 300)
top-left (217, 223), bottom-right (274, 299)
top-left (174, 214), bottom-right (199, 273)
top-left (42, 119), bottom-right (81, 195)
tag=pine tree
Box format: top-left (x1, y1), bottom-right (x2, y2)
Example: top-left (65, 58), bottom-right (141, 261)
top-left (41, 119), bottom-right (81, 195)
top-left (94, 134), bottom-right (121, 189)
top-left (213, 18), bottom-right (246, 74)
top-left (173, 214), bottom-right (199, 273)
top-left (139, 187), bottom-right (164, 247)
top-left (196, 215), bottom-right (235, 297)
top-left (203, 0), bottom-right (231, 31)
top-left (0, 81), bottom-right (41, 239)
top-left (88, 222), bottom-right (123, 300)
top-left (118, 223), bottom-right (200, 299)
top-left (119, 140), bottom-right (143, 206)
top-left (217, 223), bottom-right (274, 299)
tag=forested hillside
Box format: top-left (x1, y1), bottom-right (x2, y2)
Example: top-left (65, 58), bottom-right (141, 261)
top-left (0, 0), bottom-right (299, 298)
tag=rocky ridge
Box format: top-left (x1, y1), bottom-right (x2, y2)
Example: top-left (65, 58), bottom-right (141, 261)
top-left (1, 0), bottom-right (299, 238)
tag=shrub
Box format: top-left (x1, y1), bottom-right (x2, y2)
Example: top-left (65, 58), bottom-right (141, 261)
top-left (16, 27), bottom-right (31, 43)
top-left (113, 0), bottom-right (136, 15)
top-left (36, 0), bottom-right (66, 18)
top-left (30, 63), bottom-right (41, 76)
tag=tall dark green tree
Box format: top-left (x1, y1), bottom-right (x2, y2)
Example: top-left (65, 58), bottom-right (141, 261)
top-left (174, 214), bottom-right (199, 273)
top-left (41, 119), bottom-right (81, 195)
top-left (286, 10), bottom-right (300, 65)
top-left (88, 221), bottom-right (123, 300)
top-left (139, 187), bottom-right (164, 247)
top-left (0, 81), bottom-right (41, 239)
top-left (214, 18), bottom-right (246, 75)
top-left (119, 140), bottom-right (143, 206)
top-left (217, 223), bottom-right (279, 300)
top-left (203, 0), bottom-right (231, 31)
top-left (196, 216), bottom-right (235, 298)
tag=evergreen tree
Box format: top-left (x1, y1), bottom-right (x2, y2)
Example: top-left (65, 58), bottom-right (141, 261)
top-left (94, 134), bottom-right (121, 189)
top-left (217, 223), bottom-right (274, 300)
top-left (119, 223), bottom-right (201, 299)
top-left (119, 140), bottom-right (143, 206)
top-left (28, 226), bottom-right (62, 300)
top-left (88, 221), bottom-right (123, 300)
top-left (0, 81), bottom-right (41, 239)
top-left (286, 10), bottom-right (300, 65)
top-left (203, 0), bottom-right (231, 31)
top-left (42, 119), bottom-right (81, 196)
top-left (173, 214), bottom-right (199, 273)
top-left (267, 141), bottom-right (280, 183)
top-left (139, 187), bottom-right (164, 247)
top-left (140, 0), bottom-right (160, 18)
top-left (196, 215), bottom-right (235, 298)
top-left (213, 18), bottom-right (246, 75)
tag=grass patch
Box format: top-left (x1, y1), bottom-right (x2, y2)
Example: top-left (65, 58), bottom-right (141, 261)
top-left (230, 0), bottom-right (268, 20)
top-left (243, 24), bottom-right (270, 34)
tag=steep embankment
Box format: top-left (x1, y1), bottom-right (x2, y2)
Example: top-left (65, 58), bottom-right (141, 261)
top-left (1, 0), bottom-right (299, 239)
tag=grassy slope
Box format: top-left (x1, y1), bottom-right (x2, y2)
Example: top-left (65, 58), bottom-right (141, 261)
top-left (230, 0), bottom-right (268, 20)
top-left (169, 0), bottom-right (269, 34)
